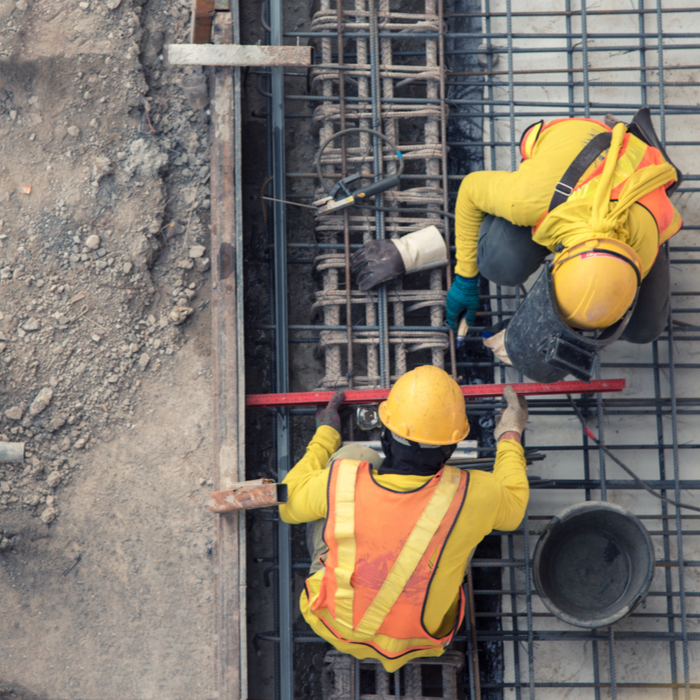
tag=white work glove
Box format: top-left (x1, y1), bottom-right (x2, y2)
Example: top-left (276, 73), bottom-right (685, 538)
top-left (494, 386), bottom-right (529, 440)
top-left (351, 225), bottom-right (448, 292)
top-left (483, 329), bottom-right (513, 366)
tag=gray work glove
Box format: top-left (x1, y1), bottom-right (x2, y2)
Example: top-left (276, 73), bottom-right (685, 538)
top-left (494, 386), bottom-right (528, 439)
top-left (351, 225), bottom-right (448, 292)
top-left (351, 239), bottom-right (404, 292)
top-left (315, 390), bottom-right (345, 432)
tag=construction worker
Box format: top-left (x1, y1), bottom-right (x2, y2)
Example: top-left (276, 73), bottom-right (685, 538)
top-left (445, 109), bottom-right (683, 345)
top-left (279, 365), bottom-right (529, 671)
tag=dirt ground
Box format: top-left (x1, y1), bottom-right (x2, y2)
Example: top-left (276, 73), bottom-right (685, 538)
top-left (0, 0), bottom-right (324, 693)
top-left (0, 0), bottom-right (226, 697)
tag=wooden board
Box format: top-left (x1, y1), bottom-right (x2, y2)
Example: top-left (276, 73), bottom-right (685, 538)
top-left (168, 43), bottom-right (313, 67)
top-left (190, 0), bottom-right (215, 44)
top-left (209, 12), bottom-right (247, 700)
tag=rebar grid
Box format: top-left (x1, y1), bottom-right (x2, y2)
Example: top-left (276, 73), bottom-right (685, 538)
top-left (310, 0), bottom-right (452, 389)
top-left (262, 0), bottom-right (700, 699)
top-left (445, 1), bottom-right (700, 698)
top-left (322, 650), bottom-right (463, 699)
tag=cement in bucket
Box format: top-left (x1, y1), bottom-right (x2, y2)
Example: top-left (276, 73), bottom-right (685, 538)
top-left (533, 501), bottom-right (655, 628)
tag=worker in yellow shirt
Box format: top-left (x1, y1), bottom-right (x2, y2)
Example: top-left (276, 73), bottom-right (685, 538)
top-left (279, 365), bottom-right (529, 672)
top-left (445, 109), bottom-right (683, 346)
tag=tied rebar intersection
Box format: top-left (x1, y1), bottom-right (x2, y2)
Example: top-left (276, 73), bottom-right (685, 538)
top-left (310, 0), bottom-right (455, 390)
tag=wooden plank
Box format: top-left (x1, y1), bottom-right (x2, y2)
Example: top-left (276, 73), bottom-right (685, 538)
top-left (168, 43), bottom-right (313, 67)
top-left (206, 482), bottom-right (287, 513)
top-left (209, 12), bottom-right (246, 700)
top-left (190, 0), bottom-right (215, 44)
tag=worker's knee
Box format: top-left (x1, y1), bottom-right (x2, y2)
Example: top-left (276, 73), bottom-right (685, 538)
top-left (620, 249), bottom-right (670, 344)
top-left (477, 215), bottom-right (549, 287)
top-left (621, 324), bottom-right (665, 344)
top-left (478, 259), bottom-right (532, 287)
top-left (620, 311), bottom-right (667, 344)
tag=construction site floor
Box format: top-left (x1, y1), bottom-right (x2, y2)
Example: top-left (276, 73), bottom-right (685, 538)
top-left (3, 0), bottom-right (700, 699)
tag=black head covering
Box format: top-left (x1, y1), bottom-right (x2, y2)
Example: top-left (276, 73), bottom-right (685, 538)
top-left (377, 428), bottom-right (457, 477)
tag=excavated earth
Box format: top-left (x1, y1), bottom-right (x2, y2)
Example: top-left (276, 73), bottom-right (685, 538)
top-left (1, 0), bottom-right (229, 697)
top-left (0, 0), bottom-right (321, 695)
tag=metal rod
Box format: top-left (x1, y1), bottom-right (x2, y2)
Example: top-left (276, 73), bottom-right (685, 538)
top-left (269, 0), bottom-right (293, 694)
top-left (336, 0), bottom-right (355, 392)
top-left (443, 7), bottom-right (700, 18)
top-left (437, 0), bottom-right (457, 378)
top-left (445, 63), bottom-right (700, 77)
top-left (466, 567), bottom-right (482, 700)
top-left (368, 0), bottom-right (390, 388)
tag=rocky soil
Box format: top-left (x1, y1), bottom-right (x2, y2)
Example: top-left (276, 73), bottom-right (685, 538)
top-left (0, 0), bottom-right (216, 533)
top-left (0, 0), bottom-right (321, 696)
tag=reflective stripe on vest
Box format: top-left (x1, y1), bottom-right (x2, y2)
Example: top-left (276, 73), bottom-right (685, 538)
top-left (527, 121), bottom-right (681, 246)
top-left (308, 458), bottom-right (469, 658)
top-left (332, 460), bottom-right (359, 624)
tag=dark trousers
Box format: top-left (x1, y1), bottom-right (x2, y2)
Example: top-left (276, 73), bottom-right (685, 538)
top-left (476, 215), bottom-right (670, 344)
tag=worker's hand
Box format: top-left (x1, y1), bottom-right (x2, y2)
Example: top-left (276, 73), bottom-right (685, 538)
top-left (445, 274), bottom-right (480, 331)
top-left (494, 386), bottom-right (528, 440)
top-left (315, 390), bottom-right (345, 432)
top-left (351, 239), bottom-right (405, 292)
top-left (352, 226), bottom-right (449, 292)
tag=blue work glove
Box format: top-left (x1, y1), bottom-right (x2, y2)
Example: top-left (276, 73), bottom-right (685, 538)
top-left (445, 274), bottom-right (480, 331)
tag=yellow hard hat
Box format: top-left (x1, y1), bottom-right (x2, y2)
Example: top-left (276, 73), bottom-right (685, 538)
top-left (552, 238), bottom-right (642, 331)
top-left (378, 366), bottom-right (469, 446)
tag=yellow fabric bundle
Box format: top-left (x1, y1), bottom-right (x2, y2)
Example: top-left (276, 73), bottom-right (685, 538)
top-left (535, 123), bottom-right (677, 251)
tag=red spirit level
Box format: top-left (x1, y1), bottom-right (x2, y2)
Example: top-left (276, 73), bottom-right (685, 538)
top-left (246, 379), bottom-right (625, 409)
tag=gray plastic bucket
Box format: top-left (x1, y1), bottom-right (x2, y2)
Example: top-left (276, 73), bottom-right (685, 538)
top-left (533, 501), bottom-right (655, 628)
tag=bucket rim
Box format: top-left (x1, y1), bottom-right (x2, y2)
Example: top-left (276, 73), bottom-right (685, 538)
top-left (533, 500), bottom-right (655, 629)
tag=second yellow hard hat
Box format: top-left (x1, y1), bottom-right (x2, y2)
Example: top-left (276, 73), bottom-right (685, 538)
top-left (378, 365), bottom-right (470, 446)
top-left (552, 238), bottom-right (642, 331)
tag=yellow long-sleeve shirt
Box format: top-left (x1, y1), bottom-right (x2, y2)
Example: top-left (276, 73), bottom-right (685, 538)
top-left (454, 118), bottom-right (674, 278)
top-left (279, 425), bottom-right (528, 671)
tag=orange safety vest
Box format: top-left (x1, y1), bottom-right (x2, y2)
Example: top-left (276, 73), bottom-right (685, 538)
top-left (520, 118), bottom-right (682, 245)
top-left (306, 458), bottom-right (469, 661)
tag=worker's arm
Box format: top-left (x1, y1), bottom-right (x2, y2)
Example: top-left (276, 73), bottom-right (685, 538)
top-left (454, 132), bottom-right (589, 278)
top-left (455, 119), bottom-right (621, 277)
top-left (278, 425), bottom-right (341, 525)
top-left (489, 386), bottom-right (530, 530)
top-left (279, 391), bottom-right (345, 525)
top-left (446, 170), bottom-right (527, 329)
top-left (490, 438), bottom-right (529, 531)
top-left (454, 170), bottom-right (528, 278)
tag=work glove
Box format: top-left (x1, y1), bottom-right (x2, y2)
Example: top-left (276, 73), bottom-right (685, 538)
top-left (315, 390), bottom-right (345, 432)
top-left (445, 274), bottom-right (480, 331)
top-left (483, 329), bottom-right (513, 366)
top-left (494, 386), bottom-right (528, 440)
top-left (351, 225), bottom-right (448, 292)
